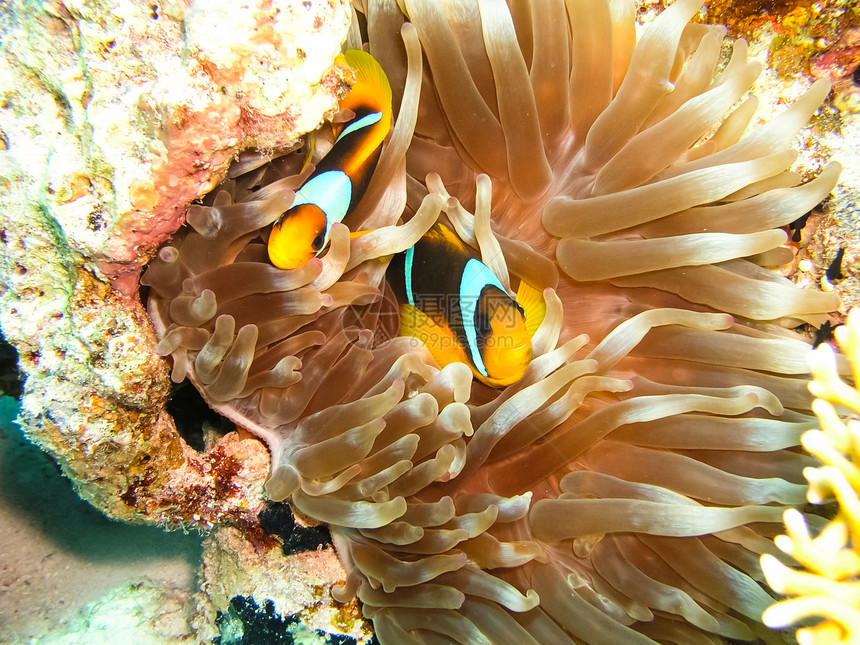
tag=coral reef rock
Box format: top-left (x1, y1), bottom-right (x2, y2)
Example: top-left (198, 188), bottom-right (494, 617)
top-left (0, 0), bottom-right (349, 531)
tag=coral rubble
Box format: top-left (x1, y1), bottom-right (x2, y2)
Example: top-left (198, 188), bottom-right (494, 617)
top-left (199, 525), bottom-right (369, 642)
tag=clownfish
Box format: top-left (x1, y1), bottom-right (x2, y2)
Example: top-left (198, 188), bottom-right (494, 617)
top-left (267, 49), bottom-right (393, 270)
top-left (388, 224), bottom-right (546, 388)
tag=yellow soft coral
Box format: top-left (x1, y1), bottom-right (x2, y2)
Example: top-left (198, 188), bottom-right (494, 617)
top-left (762, 309), bottom-right (860, 644)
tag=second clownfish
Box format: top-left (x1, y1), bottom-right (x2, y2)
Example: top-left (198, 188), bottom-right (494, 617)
top-left (388, 224), bottom-right (546, 388)
top-left (268, 49), bottom-right (392, 270)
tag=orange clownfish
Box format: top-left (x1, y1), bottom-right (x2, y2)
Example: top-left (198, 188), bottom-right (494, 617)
top-left (388, 224), bottom-right (546, 388)
top-left (268, 49), bottom-right (393, 270)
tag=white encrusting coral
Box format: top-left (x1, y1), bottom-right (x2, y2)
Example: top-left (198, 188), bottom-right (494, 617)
top-left (0, 0), bottom-right (351, 294)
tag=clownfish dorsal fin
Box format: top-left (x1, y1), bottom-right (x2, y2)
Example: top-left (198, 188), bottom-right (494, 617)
top-left (516, 279), bottom-right (546, 338)
top-left (399, 303), bottom-right (467, 370)
top-left (300, 134), bottom-right (316, 175)
top-left (425, 222), bottom-right (467, 253)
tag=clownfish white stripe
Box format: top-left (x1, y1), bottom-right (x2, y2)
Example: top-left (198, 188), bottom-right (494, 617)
top-left (291, 170), bottom-right (352, 233)
top-left (460, 258), bottom-right (507, 377)
top-left (338, 111), bottom-right (383, 141)
top-left (404, 245), bottom-right (417, 307)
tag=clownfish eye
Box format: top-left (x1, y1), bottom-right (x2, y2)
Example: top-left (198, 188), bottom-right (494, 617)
top-left (311, 233), bottom-right (325, 251)
top-left (475, 312), bottom-right (492, 338)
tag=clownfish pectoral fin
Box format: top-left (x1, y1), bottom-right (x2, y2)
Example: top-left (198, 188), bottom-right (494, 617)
top-left (399, 303), bottom-right (465, 370)
top-left (300, 135), bottom-right (316, 175)
top-left (517, 279), bottom-right (546, 338)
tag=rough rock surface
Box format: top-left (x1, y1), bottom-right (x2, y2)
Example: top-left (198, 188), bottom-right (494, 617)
top-left (196, 526), bottom-right (369, 642)
top-left (0, 0), bottom-right (351, 635)
top-left (0, 0), bottom-right (350, 294)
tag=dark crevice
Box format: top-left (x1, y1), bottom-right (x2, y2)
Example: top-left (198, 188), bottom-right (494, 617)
top-left (0, 333), bottom-right (23, 399)
top-left (258, 502), bottom-right (332, 556)
top-left (166, 380), bottom-right (235, 452)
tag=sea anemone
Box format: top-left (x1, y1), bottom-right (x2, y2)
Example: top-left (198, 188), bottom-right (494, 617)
top-left (761, 308), bottom-right (860, 644)
top-left (143, 0), bottom-right (851, 642)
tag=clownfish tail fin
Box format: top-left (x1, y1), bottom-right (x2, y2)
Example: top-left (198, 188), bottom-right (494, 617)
top-left (339, 49), bottom-right (393, 127)
top-left (517, 279), bottom-right (546, 338)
